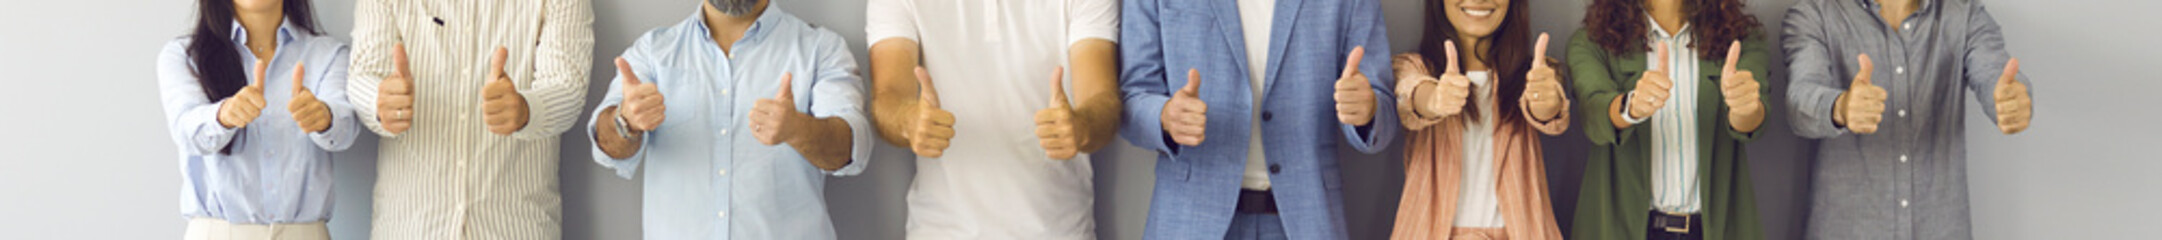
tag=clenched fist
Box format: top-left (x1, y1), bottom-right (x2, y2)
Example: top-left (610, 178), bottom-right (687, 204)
top-left (1717, 41), bottom-right (1764, 132)
top-left (1627, 43), bottom-right (1675, 120)
top-left (1036, 67), bottom-right (1081, 160)
top-left (1523, 33), bottom-right (1566, 121)
top-left (1162, 69), bottom-right (1208, 146)
top-left (287, 62), bottom-right (333, 133)
top-left (615, 57), bottom-right (665, 132)
top-left (909, 67), bottom-right (957, 157)
top-left (482, 47), bottom-right (529, 135)
top-left (1993, 58), bottom-right (2031, 134)
top-left (1334, 46), bottom-right (1377, 126)
top-left (1837, 54), bottom-right (1888, 134)
top-left (219, 61), bottom-right (271, 128)
top-left (752, 73), bottom-right (810, 145)
top-left (377, 44), bottom-right (415, 134)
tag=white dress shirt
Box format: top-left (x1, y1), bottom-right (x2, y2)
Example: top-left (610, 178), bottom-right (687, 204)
top-left (346, 0), bottom-right (593, 239)
top-left (865, 0), bottom-right (1118, 238)
top-left (1236, 0), bottom-right (1277, 191)
top-left (1631, 16), bottom-right (1704, 214)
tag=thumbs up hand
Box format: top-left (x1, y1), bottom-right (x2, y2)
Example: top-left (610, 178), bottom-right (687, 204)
top-left (1837, 54), bottom-right (1889, 134)
top-left (753, 73), bottom-right (808, 145)
top-left (287, 62), bottom-right (333, 133)
top-left (1626, 43), bottom-right (1675, 120)
top-left (1523, 33), bottom-right (1566, 121)
top-left (377, 44), bottom-right (416, 134)
top-left (616, 57), bottom-right (666, 132)
top-left (1420, 41), bottom-right (1473, 118)
top-left (1162, 69), bottom-right (1209, 146)
top-left (909, 67), bottom-right (957, 157)
top-left (1717, 41), bottom-right (1765, 132)
top-left (1335, 46), bottom-right (1377, 126)
top-left (1993, 58), bottom-right (2031, 134)
top-left (219, 61), bottom-right (272, 128)
top-left (482, 47), bottom-right (529, 135)
top-left (1035, 67), bottom-right (1082, 160)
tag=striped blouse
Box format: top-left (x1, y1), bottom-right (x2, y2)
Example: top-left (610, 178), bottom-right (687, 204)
top-left (345, 0), bottom-right (593, 239)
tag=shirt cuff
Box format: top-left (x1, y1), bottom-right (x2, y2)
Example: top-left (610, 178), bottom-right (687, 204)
top-left (1621, 92), bottom-right (1650, 124)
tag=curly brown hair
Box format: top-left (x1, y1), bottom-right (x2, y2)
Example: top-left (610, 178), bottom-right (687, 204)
top-left (1582, 0), bottom-right (1759, 60)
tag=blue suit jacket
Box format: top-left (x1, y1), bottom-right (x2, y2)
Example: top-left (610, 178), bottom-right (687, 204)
top-left (1118, 0), bottom-right (1395, 238)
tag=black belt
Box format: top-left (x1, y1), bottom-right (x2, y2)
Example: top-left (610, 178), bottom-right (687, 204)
top-left (1647, 210), bottom-right (1702, 240)
top-left (1235, 190), bottom-right (1278, 214)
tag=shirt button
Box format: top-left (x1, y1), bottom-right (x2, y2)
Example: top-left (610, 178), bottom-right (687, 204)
top-left (716, 211), bottom-right (727, 218)
top-left (1895, 66), bottom-right (1906, 74)
top-left (720, 129), bottom-right (730, 135)
top-left (1897, 110), bottom-right (1908, 117)
top-left (460, 113), bottom-right (471, 121)
top-left (1900, 199), bottom-right (1910, 208)
top-left (1903, 23), bottom-right (1913, 30)
top-left (1900, 155), bottom-right (1909, 163)
top-left (717, 169), bottom-right (728, 176)
top-left (721, 89), bottom-right (731, 95)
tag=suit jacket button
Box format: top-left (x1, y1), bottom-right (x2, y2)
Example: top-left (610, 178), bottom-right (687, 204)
top-left (1261, 112), bottom-right (1273, 121)
top-left (1267, 164), bottom-right (1281, 174)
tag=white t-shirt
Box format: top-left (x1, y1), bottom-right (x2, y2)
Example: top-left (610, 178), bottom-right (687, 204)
top-left (1454, 71), bottom-right (1505, 227)
top-left (865, 0), bottom-right (1118, 239)
top-left (1237, 0), bottom-right (1276, 191)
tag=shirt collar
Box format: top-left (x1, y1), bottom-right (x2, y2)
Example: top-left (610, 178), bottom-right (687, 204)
top-left (1642, 12), bottom-right (1691, 39)
top-left (228, 19), bottom-right (300, 46)
top-left (686, 3), bottom-right (786, 46)
top-left (1857, 0), bottom-right (1937, 16)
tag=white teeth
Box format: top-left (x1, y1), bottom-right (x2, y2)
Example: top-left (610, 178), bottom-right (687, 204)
top-left (1465, 9), bottom-right (1493, 17)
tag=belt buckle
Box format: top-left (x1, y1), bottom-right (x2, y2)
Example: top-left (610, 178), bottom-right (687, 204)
top-left (1659, 211), bottom-right (1692, 234)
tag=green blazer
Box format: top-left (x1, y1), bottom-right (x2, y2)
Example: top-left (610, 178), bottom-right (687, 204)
top-left (1563, 28), bottom-right (1768, 240)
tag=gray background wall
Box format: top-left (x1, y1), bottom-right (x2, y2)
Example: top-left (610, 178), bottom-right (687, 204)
top-left (3, 0), bottom-right (2157, 239)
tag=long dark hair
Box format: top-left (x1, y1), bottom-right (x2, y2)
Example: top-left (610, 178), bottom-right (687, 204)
top-left (186, 0), bottom-right (321, 101)
top-left (1416, 0), bottom-right (1532, 123)
top-left (1583, 0), bottom-right (1759, 60)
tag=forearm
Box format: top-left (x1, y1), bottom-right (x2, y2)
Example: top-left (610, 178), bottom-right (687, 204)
top-left (868, 38), bottom-right (922, 146)
top-left (1069, 39), bottom-right (1122, 152)
top-left (593, 107), bottom-right (643, 159)
top-left (787, 117), bottom-right (855, 171)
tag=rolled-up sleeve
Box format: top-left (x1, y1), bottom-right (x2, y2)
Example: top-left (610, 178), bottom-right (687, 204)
top-left (158, 41), bottom-right (241, 155)
top-left (865, 0), bottom-right (919, 44)
top-left (308, 46), bottom-right (361, 152)
top-left (1782, 3), bottom-right (1851, 139)
top-left (347, 0), bottom-right (402, 137)
top-left (1067, 0), bottom-right (1119, 44)
top-left (809, 31), bottom-right (874, 177)
top-left (587, 42), bottom-right (653, 180)
top-left (507, 0), bottom-right (595, 140)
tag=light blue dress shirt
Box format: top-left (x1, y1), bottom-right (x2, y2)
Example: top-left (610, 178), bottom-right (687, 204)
top-left (586, 5), bottom-right (871, 240)
top-left (155, 20), bottom-right (358, 224)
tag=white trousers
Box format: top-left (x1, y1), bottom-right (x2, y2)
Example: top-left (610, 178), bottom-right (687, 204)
top-left (183, 218), bottom-right (330, 240)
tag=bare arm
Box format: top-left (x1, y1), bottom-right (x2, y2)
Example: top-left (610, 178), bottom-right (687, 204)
top-left (1067, 39), bottom-right (1122, 152)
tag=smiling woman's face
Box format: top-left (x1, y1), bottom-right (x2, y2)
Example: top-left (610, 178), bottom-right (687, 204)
top-left (1444, 0), bottom-right (1510, 39)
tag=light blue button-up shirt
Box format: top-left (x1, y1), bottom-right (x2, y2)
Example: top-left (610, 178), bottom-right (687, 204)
top-left (155, 20), bottom-right (357, 224)
top-left (586, 5), bottom-right (871, 240)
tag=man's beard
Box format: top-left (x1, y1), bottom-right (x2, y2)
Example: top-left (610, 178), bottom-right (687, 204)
top-left (710, 0), bottom-right (758, 16)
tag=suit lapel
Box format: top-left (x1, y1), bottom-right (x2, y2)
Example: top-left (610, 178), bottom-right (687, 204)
top-left (1260, 0), bottom-right (1305, 97)
top-left (1208, 0), bottom-right (1252, 89)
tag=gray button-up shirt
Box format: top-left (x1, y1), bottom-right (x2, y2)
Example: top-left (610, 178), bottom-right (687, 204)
top-left (1781, 0), bottom-right (2035, 239)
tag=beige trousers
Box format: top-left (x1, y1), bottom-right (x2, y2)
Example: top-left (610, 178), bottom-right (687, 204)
top-left (183, 218), bottom-right (330, 240)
